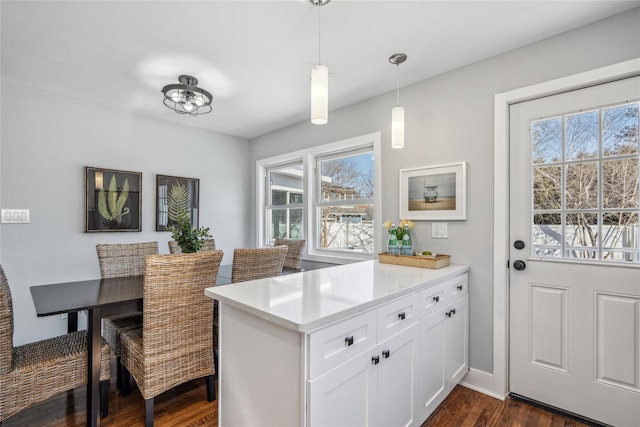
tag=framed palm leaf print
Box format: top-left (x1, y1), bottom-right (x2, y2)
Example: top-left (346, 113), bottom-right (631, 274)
top-left (156, 175), bottom-right (200, 231)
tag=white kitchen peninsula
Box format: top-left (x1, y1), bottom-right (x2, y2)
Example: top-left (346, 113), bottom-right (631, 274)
top-left (205, 260), bottom-right (470, 427)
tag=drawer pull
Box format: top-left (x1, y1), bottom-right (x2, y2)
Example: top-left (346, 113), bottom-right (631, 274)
top-left (372, 355), bottom-right (380, 365)
top-left (398, 312), bottom-right (406, 320)
top-left (345, 336), bottom-right (354, 347)
top-left (457, 285), bottom-right (463, 291)
top-left (432, 296), bottom-right (440, 303)
top-left (382, 349), bottom-right (390, 359)
top-left (446, 308), bottom-right (457, 318)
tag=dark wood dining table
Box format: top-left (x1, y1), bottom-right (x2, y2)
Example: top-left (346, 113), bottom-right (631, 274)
top-left (29, 259), bottom-right (337, 426)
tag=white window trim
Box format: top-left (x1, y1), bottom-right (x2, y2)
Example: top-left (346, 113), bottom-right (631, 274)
top-left (257, 132), bottom-right (382, 264)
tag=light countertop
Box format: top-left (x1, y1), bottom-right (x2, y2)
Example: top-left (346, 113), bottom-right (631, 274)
top-left (205, 260), bottom-right (469, 332)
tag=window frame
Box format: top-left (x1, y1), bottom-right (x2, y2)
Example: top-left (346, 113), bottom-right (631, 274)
top-left (256, 132), bottom-right (382, 263)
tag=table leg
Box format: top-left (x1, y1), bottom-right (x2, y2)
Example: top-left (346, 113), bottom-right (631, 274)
top-left (87, 308), bottom-right (102, 427)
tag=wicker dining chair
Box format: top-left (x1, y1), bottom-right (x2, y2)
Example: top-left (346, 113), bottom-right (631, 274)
top-left (97, 242), bottom-right (158, 391)
top-left (231, 246), bottom-right (288, 283)
top-left (118, 251), bottom-right (223, 427)
top-left (168, 238), bottom-right (216, 254)
top-left (273, 238), bottom-right (306, 269)
top-left (0, 265), bottom-right (111, 425)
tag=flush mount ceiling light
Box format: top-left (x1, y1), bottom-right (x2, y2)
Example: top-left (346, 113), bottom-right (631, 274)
top-left (162, 75), bottom-right (212, 116)
top-left (310, 0), bottom-right (331, 125)
top-left (389, 53), bottom-right (407, 149)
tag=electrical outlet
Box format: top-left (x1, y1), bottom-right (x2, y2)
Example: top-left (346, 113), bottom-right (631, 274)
top-left (432, 222), bottom-right (448, 239)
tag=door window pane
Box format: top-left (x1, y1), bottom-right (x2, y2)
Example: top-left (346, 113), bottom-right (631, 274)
top-left (532, 117), bottom-right (562, 164)
top-left (533, 166), bottom-right (561, 210)
top-left (603, 104), bottom-right (639, 156)
top-left (602, 158), bottom-right (639, 209)
top-left (565, 162), bottom-right (598, 209)
top-left (565, 111), bottom-right (599, 160)
top-left (565, 213), bottom-right (598, 259)
top-left (602, 212), bottom-right (638, 261)
top-left (532, 213), bottom-right (562, 258)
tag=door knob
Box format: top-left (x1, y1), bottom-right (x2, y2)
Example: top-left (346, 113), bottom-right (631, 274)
top-left (513, 260), bottom-right (526, 271)
top-left (514, 240), bottom-right (525, 250)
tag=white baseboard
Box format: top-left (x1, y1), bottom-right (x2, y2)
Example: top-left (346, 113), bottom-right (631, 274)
top-left (459, 368), bottom-right (507, 401)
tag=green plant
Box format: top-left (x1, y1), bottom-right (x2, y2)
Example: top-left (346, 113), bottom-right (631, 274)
top-left (169, 211), bottom-right (211, 253)
top-left (98, 175), bottom-right (130, 223)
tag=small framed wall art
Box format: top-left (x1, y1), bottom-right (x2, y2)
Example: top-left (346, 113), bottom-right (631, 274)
top-left (156, 175), bottom-right (200, 231)
top-left (399, 161), bottom-right (467, 220)
top-left (85, 166), bottom-right (142, 232)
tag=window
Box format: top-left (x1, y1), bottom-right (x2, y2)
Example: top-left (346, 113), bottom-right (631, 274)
top-left (257, 133), bottom-right (381, 262)
top-left (265, 162), bottom-right (304, 243)
top-left (531, 102), bottom-right (639, 263)
top-left (316, 149), bottom-right (374, 254)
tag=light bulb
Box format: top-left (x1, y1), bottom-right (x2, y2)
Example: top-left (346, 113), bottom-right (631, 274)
top-left (171, 91), bottom-right (180, 102)
top-left (194, 94), bottom-right (204, 107)
top-left (183, 102), bottom-right (194, 112)
top-left (311, 64), bottom-right (328, 125)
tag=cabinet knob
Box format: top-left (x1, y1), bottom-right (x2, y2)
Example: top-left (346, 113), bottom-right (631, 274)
top-left (345, 336), bottom-right (354, 346)
top-left (372, 355), bottom-right (380, 365)
top-left (432, 296), bottom-right (440, 303)
top-left (382, 349), bottom-right (390, 359)
top-left (398, 312), bottom-right (406, 320)
top-left (456, 285), bottom-right (463, 291)
top-left (451, 308), bottom-right (456, 315)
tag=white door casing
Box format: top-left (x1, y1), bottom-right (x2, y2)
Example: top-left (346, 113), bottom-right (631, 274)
top-left (508, 76), bottom-right (640, 426)
top-left (492, 58), bottom-right (640, 402)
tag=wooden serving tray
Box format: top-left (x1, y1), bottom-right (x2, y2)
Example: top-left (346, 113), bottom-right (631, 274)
top-left (378, 252), bottom-right (451, 269)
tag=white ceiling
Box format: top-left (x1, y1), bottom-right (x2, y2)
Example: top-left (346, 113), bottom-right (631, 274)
top-left (2, 1), bottom-right (638, 139)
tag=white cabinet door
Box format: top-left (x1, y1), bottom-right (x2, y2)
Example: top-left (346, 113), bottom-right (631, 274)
top-left (308, 349), bottom-right (378, 427)
top-left (444, 294), bottom-right (469, 390)
top-left (417, 308), bottom-right (446, 422)
top-left (378, 324), bottom-right (419, 427)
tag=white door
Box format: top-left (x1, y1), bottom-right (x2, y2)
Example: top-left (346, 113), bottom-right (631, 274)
top-left (509, 76), bottom-right (640, 427)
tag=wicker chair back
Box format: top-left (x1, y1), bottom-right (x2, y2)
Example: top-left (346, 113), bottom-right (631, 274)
top-left (231, 246), bottom-right (288, 283)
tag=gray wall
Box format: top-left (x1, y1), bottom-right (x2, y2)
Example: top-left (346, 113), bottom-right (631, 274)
top-left (250, 9), bottom-right (640, 374)
top-left (1, 79), bottom-right (251, 345)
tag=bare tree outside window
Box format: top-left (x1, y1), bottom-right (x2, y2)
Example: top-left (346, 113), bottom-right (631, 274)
top-left (318, 152), bottom-right (375, 253)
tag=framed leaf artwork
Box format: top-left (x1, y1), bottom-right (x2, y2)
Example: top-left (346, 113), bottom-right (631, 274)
top-left (156, 175), bottom-right (200, 231)
top-left (85, 166), bottom-right (142, 232)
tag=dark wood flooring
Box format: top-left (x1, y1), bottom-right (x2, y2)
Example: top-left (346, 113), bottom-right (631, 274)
top-left (4, 359), bottom-right (595, 427)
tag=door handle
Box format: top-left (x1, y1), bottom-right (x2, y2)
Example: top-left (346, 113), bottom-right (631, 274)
top-left (513, 260), bottom-right (526, 271)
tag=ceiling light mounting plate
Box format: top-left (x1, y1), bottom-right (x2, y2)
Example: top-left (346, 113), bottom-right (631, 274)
top-left (389, 53), bottom-right (407, 65)
top-left (309, 0), bottom-right (331, 6)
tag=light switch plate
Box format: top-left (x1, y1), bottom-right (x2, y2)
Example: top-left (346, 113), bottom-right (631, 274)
top-left (432, 222), bottom-right (448, 239)
top-left (1, 209), bottom-right (30, 224)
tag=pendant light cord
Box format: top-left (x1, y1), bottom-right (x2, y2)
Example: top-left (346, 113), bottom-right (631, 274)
top-left (318, 6), bottom-right (322, 65)
top-left (396, 64), bottom-right (400, 107)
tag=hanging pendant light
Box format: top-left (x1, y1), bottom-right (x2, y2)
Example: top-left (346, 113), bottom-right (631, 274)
top-left (389, 53), bottom-right (407, 149)
top-left (310, 0), bottom-right (331, 125)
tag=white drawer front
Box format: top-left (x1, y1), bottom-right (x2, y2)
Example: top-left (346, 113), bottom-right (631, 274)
top-left (419, 283), bottom-right (446, 319)
top-left (377, 293), bottom-right (420, 342)
top-left (309, 310), bottom-right (378, 379)
top-left (443, 274), bottom-right (468, 302)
